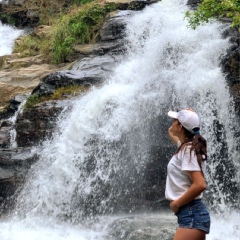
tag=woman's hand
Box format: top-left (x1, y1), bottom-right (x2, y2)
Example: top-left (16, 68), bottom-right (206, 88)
top-left (170, 172), bottom-right (206, 214)
top-left (170, 200), bottom-right (180, 214)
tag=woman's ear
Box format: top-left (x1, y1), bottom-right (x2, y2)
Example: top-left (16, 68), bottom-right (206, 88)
top-left (178, 124), bottom-right (183, 132)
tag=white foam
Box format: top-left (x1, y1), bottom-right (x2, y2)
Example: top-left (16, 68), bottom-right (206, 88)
top-left (0, 22), bottom-right (23, 56)
top-left (208, 211), bottom-right (240, 240)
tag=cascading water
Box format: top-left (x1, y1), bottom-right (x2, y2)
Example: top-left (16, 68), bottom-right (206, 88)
top-left (0, 0), bottom-right (239, 239)
top-left (0, 22), bottom-right (22, 57)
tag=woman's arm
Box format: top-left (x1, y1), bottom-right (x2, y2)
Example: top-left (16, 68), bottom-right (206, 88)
top-left (170, 171), bottom-right (206, 214)
top-left (168, 126), bottom-right (179, 146)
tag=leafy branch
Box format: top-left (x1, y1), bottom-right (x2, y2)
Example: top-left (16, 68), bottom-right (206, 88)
top-left (185, 0), bottom-right (240, 29)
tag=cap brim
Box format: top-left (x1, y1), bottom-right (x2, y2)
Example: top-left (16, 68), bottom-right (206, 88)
top-left (168, 111), bottom-right (178, 119)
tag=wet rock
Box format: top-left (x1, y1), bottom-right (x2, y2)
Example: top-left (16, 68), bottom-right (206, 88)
top-left (8, 0), bottom-right (26, 6)
top-left (32, 69), bottom-right (103, 97)
top-left (0, 120), bottom-right (12, 148)
top-left (15, 100), bottom-right (69, 147)
top-left (106, 215), bottom-right (176, 240)
top-left (221, 27), bottom-right (240, 118)
top-left (0, 147), bottom-right (38, 211)
top-left (108, 0), bottom-right (158, 11)
top-left (7, 93), bottom-right (28, 112)
top-left (187, 0), bottom-right (202, 9)
top-left (221, 27), bottom-right (240, 86)
top-left (33, 54), bottom-right (123, 97)
top-left (100, 10), bottom-right (135, 41)
top-left (73, 41), bottom-right (126, 57)
top-left (187, 0), bottom-right (202, 5)
top-left (222, 48), bottom-right (240, 86)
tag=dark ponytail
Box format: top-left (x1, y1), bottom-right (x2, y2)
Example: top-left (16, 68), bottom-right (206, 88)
top-left (191, 127), bottom-right (207, 164)
top-left (176, 124), bottom-right (208, 170)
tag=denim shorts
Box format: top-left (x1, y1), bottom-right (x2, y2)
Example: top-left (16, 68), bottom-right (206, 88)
top-left (176, 199), bottom-right (211, 234)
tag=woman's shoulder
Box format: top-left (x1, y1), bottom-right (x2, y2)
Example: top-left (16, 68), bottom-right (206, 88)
top-left (179, 142), bottom-right (192, 152)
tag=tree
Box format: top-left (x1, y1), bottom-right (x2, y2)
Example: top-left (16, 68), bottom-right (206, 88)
top-left (185, 0), bottom-right (240, 30)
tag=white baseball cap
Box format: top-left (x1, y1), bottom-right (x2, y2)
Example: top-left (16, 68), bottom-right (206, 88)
top-left (168, 109), bottom-right (200, 134)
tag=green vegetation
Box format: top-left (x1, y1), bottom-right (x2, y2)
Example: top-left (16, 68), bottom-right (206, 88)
top-left (52, 3), bottom-right (116, 63)
top-left (50, 85), bottom-right (87, 100)
top-left (11, 1), bottom-right (116, 63)
top-left (74, 0), bottom-right (95, 6)
top-left (0, 13), bottom-right (16, 25)
top-left (14, 35), bottom-right (39, 58)
top-left (24, 85), bottom-right (88, 109)
top-left (24, 94), bottom-right (41, 109)
top-left (185, 0), bottom-right (240, 29)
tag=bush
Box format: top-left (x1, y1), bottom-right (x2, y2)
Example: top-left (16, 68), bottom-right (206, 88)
top-left (52, 3), bottom-right (116, 63)
top-left (12, 2), bottom-right (116, 64)
top-left (24, 94), bottom-right (40, 109)
top-left (185, 0), bottom-right (240, 29)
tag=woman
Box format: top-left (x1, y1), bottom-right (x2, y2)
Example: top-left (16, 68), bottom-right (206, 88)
top-left (166, 109), bottom-right (210, 240)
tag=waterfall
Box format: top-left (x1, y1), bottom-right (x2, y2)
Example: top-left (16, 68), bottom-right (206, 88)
top-left (0, 0), bottom-right (239, 239)
top-left (0, 22), bottom-right (23, 56)
top-left (8, 97), bottom-right (28, 148)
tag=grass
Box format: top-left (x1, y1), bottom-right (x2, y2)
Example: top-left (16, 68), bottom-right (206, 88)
top-left (24, 94), bottom-right (41, 109)
top-left (24, 85), bottom-right (88, 109)
top-left (52, 3), bottom-right (116, 63)
top-left (12, 1), bottom-right (116, 64)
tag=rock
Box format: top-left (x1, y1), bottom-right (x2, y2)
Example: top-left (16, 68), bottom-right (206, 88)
top-left (219, 26), bottom-right (240, 124)
top-left (32, 69), bottom-right (103, 96)
top-left (222, 48), bottom-right (240, 86)
top-left (0, 120), bottom-right (12, 148)
top-left (8, 93), bottom-right (28, 112)
top-left (15, 100), bottom-right (69, 147)
top-left (0, 147), bottom-right (38, 212)
top-left (8, 0), bottom-right (26, 6)
top-left (1, 54), bottom-right (53, 69)
top-left (100, 10), bottom-right (135, 41)
top-left (0, 82), bottom-right (27, 111)
top-left (127, 227), bottom-right (161, 240)
top-left (106, 0), bottom-right (158, 11)
top-left (33, 54), bottom-right (123, 97)
top-left (106, 214), bottom-right (177, 240)
top-left (0, 56), bottom-right (70, 110)
top-left (0, 0), bottom-right (39, 27)
top-left (220, 27), bottom-right (240, 115)
top-left (187, 0), bottom-right (202, 9)
top-left (229, 83), bottom-right (240, 118)
top-left (73, 41), bottom-right (126, 56)
top-left (0, 93), bottom-right (28, 121)
top-left (187, 0), bottom-right (202, 5)
top-left (33, 25), bottom-right (52, 39)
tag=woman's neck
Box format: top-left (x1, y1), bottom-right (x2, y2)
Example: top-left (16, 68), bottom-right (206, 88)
top-left (178, 134), bottom-right (186, 144)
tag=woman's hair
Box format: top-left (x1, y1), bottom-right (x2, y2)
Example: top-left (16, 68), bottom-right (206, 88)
top-left (176, 121), bottom-right (208, 169)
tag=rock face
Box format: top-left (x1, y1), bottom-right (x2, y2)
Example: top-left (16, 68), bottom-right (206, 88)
top-left (0, 147), bottom-right (38, 212)
top-left (220, 27), bottom-right (240, 120)
top-left (0, 53), bottom-right (70, 111)
top-left (15, 100), bottom-right (68, 147)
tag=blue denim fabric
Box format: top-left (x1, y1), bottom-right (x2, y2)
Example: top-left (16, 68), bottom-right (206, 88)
top-left (176, 199), bottom-right (211, 234)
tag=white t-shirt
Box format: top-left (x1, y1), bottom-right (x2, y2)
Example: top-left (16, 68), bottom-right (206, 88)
top-left (165, 141), bottom-right (206, 201)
